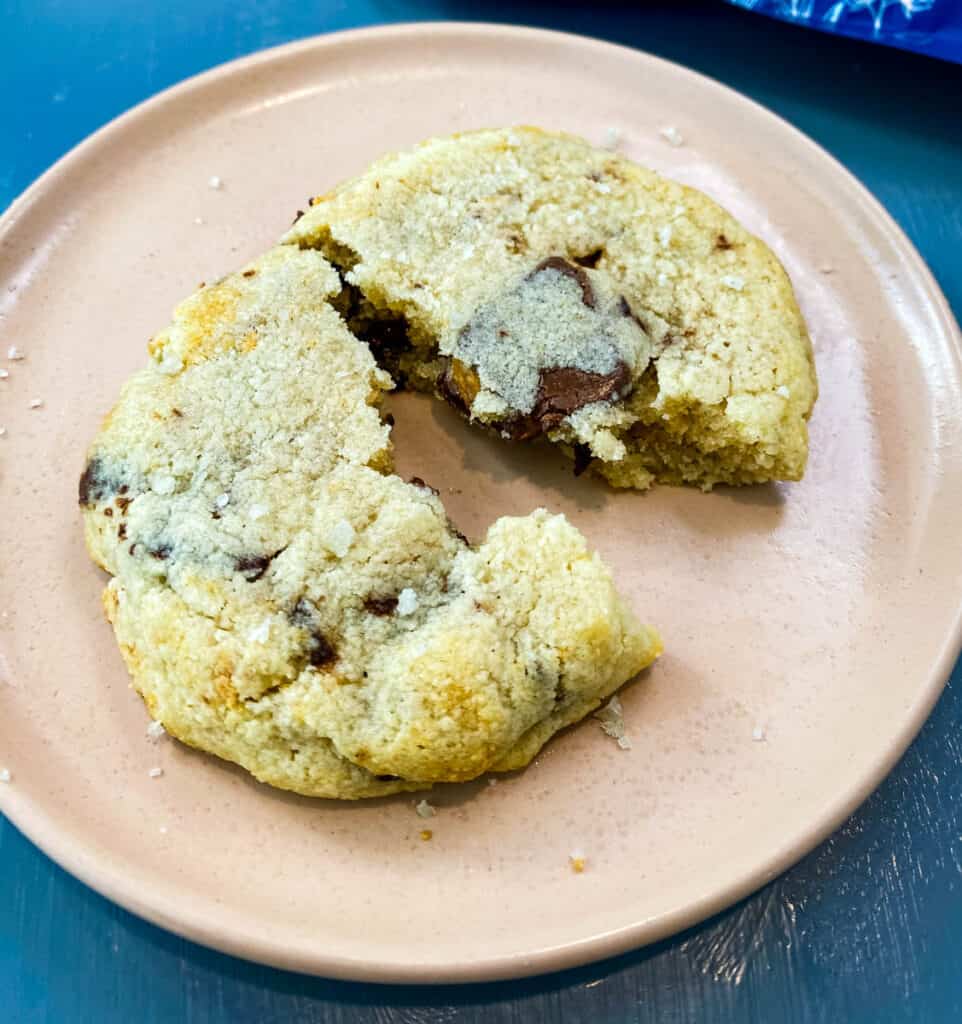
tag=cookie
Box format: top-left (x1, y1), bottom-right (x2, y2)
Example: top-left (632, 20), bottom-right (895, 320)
top-left (80, 245), bottom-right (661, 799)
top-left (286, 127), bottom-right (817, 489)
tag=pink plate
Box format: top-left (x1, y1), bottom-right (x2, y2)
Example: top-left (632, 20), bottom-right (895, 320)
top-left (1, 23), bottom-right (961, 982)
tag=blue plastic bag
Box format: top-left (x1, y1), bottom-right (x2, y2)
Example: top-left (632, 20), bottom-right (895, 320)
top-left (725, 0), bottom-right (962, 63)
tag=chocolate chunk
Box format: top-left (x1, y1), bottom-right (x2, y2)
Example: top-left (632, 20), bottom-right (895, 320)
top-left (288, 598), bottom-right (336, 668)
top-left (375, 774), bottom-right (400, 782)
top-left (78, 457), bottom-right (125, 507)
top-left (235, 554), bottom-right (271, 582)
top-left (146, 542), bottom-right (172, 561)
top-left (241, 269), bottom-right (257, 278)
top-left (234, 547), bottom-right (286, 582)
top-left (529, 257), bottom-right (595, 308)
top-left (306, 632), bottom-right (336, 669)
top-left (103, 507), bottom-right (113, 518)
top-left (117, 523), bottom-right (127, 540)
top-left (291, 209), bottom-right (305, 225)
top-left (364, 595), bottom-right (399, 616)
top-left (573, 444), bottom-right (593, 477)
top-left (408, 476), bottom-right (439, 495)
top-left (574, 249), bottom-right (603, 269)
top-left (531, 363), bottom-right (630, 432)
top-left (716, 234), bottom-right (733, 250)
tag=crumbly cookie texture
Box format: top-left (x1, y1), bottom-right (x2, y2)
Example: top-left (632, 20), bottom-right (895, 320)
top-left (81, 246), bottom-right (660, 799)
top-left (286, 126), bottom-right (817, 489)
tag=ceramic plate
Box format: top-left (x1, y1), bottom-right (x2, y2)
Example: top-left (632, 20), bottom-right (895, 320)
top-left (1, 23), bottom-right (960, 983)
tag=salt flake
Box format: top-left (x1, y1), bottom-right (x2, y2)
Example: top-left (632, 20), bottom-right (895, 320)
top-left (594, 694), bottom-right (631, 749)
top-left (659, 125), bottom-right (684, 147)
top-left (325, 519), bottom-right (355, 558)
top-left (150, 474), bottom-right (176, 496)
top-left (146, 720), bottom-right (166, 741)
top-left (415, 799), bottom-right (436, 819)
top-left (208, 175), bottom-right (223, 190)
top-left (397, 588), bottom-right (419, 616)
top-left (7, 346), bottom-right (24, 361)
top-left (248, 617), bottom-right (271, 644)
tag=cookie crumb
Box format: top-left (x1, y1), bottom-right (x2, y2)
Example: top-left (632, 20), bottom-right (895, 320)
top-left (0, 368), bottom-right (9, 379)
top-left (487, 778), bottom-right (498, 787)
top-left (397, 588), bottom-right (419, 616)
top-left (0, 768), bottom-right (11, 783)
top-left (569, 850), bottom-right (586, 873)
top-left (208, 175), bottom-right (223, 190)
top-left (775, 385), bottom-right (791, 399)
top-left (820, 265), bottom-right (835, 275)
top-left (752, 726), bottom-right (766, 742)
top-left (325, 518), bottom-right (355, 558)
top-left (594, 694), bottom-right (632, 750)
top-left (148, 767), bottom-right (164, 778)
top-left (7, 345), bottom-right (24, 360)
top-left (159, 825), bottom-right (168, 835)
top-left (0, 427), bottom-right (6, 437)
top-left (603, 126), bottom-right (622, 150)
top-left (146, 720), bottom-right (166, 741)
top-left (415, 799), bottom-right (436, 819)
top-left (193, 216), bottom-right (205, 225)
top-left (659, 125), bottom-right (684, 147)
top-left (721, 275), bottom-right (745, 292)
top-left (28, 398), bottom-right (44, 409)
top-left (420, 829), bottom-right (433, 841)
top-left (214, 492), bottom-right (230, 509)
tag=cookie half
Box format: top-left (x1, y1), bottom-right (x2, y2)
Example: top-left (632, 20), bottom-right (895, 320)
top-left (286, 127), bottom-right (817, 489)
top-left (80, 246), bottom-right (660, 798)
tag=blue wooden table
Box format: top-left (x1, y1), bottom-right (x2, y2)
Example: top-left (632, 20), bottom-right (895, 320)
top-left (2, 2), bottom-right (961, 1020)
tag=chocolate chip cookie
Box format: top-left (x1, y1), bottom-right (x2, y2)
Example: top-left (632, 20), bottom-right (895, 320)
top-left (286, 127), bottom-right (817, 488)
top-left (80, 245), bottom-right (660, 799)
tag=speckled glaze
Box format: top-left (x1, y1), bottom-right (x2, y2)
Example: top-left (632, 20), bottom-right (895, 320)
top-left (0, 24), bottom-right (960, 984)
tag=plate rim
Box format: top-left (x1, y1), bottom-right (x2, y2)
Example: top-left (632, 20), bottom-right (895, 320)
top-left (2, 20), bottom-right (961, 984)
